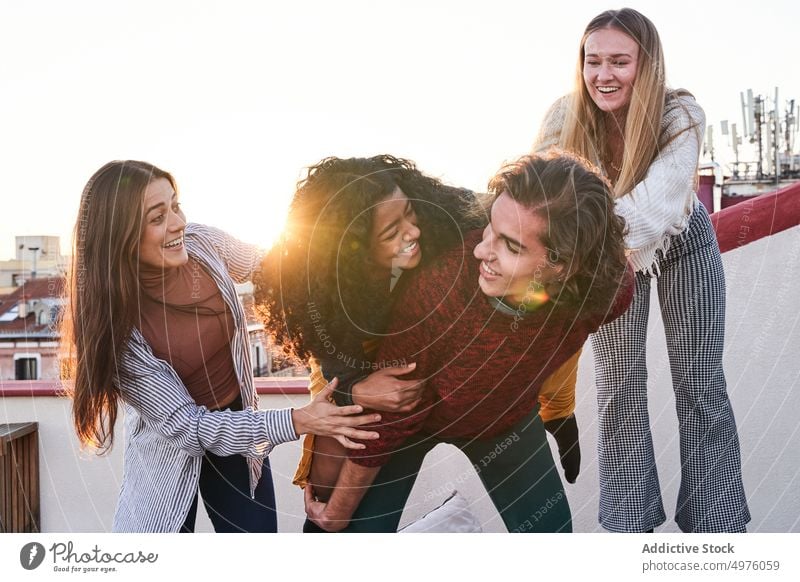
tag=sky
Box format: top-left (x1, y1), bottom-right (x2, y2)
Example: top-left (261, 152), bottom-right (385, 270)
top-left (2, 0), bottom-right (799, 257)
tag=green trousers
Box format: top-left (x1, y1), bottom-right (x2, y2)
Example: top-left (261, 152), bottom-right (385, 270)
top-left (344, 407), bottom-right (572, 532)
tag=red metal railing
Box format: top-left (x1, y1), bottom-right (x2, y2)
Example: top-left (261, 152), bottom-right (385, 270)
top-left (0, 378), bottom-right (310, 398)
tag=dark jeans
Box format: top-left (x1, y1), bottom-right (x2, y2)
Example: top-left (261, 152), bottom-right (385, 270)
top-left (337, 407), bottom-right (571, 532)
top-left (180, 452), bottom-right (277, 533)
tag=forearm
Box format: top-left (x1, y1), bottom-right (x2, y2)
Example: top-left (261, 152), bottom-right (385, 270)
top-left (616, 101), bottom-right (705, 251)
top-left (615, 185), bottom-right (692, 251)
top-left (332, 371), bottom-right (367, 407)
top-left (202, 407), bottom-right (298, 455)
top-left (121, 389), bottom-right (296, 458)
top-left (324, 460), bottom-right (381, 526)
top-left (189, 223), bottom-right (264, 282)
top-left (319, 351), bottom-right (369, 407)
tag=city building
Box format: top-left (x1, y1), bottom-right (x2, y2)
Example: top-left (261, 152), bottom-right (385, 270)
top-left (0, 235), bottom-right (66, 294)
top-left (0, 277), bottom-right (64, 381)
top-left (0, 275), bottom-right (299, 381)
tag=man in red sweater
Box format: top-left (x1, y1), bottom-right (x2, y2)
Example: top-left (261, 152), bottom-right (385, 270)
top-left (305, 152), bottom-right (634, 532)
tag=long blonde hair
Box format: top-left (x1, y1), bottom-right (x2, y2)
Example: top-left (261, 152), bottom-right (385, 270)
top-left (559, 8), bottom-right (691, 198)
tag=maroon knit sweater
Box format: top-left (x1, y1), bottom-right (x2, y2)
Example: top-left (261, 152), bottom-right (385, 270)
top-left (349, 229), bottom-right (634, 467)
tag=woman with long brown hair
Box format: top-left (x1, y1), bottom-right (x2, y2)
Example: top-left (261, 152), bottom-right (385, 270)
top-left (61, 160), bottom-right (380, 532)
top-left (534, 8), bottom-right (749, 532)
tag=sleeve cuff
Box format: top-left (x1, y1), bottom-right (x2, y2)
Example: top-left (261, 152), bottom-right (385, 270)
top-left (332, 373), bottom-right (368, 407)
top-left (264, 408), bottom-right (299, 445)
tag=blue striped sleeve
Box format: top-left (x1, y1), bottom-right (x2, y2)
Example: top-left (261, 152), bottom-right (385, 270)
top-left (117, 331), bottom-right (298, 458)
top-left (187, 223), bottom-right (264, 283)
top-left (263, 408), bottom-right (299, 448)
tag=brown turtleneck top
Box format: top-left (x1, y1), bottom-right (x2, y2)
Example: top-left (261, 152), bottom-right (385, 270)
top-left (138, 257), bottom-right (241, 410)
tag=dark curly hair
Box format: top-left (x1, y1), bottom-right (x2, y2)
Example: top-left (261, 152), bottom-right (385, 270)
top-left (255, 154), bottom-right (483, 362)
top-left (488, 150), bottom-right (628, 313)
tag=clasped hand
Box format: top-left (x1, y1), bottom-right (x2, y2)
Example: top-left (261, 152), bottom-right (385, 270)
top-left (351, 363), bottom-right (423, 412)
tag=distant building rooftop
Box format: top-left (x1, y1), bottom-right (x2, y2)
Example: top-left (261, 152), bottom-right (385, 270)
top-left (0, 277), bottom-right (64, 339)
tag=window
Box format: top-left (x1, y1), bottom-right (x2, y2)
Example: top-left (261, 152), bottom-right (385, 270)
top-left (253, 344), bottom-right (263, 377)
top-left (14, 354), bottom-right (40, 380)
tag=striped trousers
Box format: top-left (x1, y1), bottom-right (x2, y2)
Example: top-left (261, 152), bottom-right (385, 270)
top-left (592, 202), bottom-right (750, 532)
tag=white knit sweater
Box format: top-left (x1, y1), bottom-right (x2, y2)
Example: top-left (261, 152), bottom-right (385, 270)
top-left (533, 94), bottom-right (706, 275)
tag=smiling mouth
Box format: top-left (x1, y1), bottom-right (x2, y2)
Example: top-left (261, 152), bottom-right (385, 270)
top-left (596, 86), bottom-right (620, 94)
top-left (399, 240), bottom-right (419, 255)
top-left (163, 235), bottom-right (184, 249)
top-left (481, 261), bottom-right (500, 277)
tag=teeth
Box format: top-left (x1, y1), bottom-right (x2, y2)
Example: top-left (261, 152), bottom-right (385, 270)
top-left (482, 261), bottom-right (499, 276)
top-left (402, 241), bottom-right (418, 253)
top-left (597, 87), bottom-right (619, 94)
top-left (163, 236), bottom-right (183, 248)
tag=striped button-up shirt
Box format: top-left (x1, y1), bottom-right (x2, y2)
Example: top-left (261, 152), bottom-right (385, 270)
top-left (112, 223), bottom-right (297, 532)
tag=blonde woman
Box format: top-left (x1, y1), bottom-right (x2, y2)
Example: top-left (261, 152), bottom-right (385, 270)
top-left (534, 8), bottom-right (749, 533)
